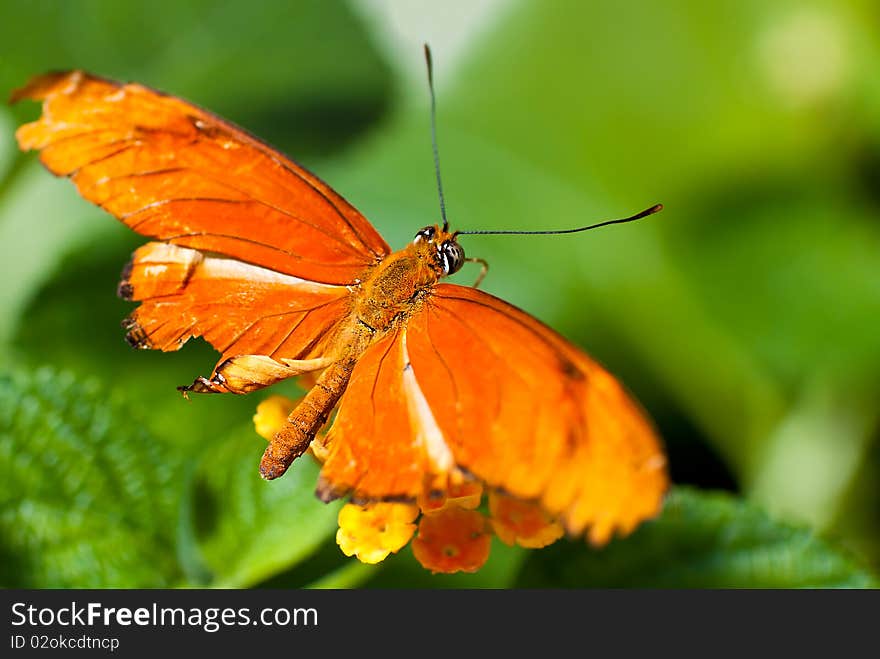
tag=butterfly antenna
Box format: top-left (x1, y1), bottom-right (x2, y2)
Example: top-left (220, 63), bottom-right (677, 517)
top-left (457, 204), bottom-right (664, 235)
top-left (424, 44), bottom-right (449, 232)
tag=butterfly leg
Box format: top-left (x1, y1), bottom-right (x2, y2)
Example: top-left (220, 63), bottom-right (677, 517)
top-left (178, 355), bottom-right (332, 396)
top-left (465, 257), bottom-right (489, 288)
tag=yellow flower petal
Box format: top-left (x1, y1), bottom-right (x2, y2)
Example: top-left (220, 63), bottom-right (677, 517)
top-left (252, 395), bottom-right (297, 440)
top-left (336, 502), bottom-right (419, 565)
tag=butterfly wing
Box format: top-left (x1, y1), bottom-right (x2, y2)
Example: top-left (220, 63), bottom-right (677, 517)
top-left (319, 284), bottom-right (668, 545)
top-left (13, 71), bottom-right (389, 284)
top-left (14, 71), bottom-right (388, 387)
top-left (121, 241), bottom-right (350, 392)
top-left (316, 325), bottom-right (457, 503)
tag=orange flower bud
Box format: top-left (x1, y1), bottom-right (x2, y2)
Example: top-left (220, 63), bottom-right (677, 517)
top-left (488, 491), bottom-right (564, 549)
top-left (412, 507), bottom-right (491, 574)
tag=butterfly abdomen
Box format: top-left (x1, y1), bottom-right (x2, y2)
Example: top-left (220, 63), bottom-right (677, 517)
top-left (259, 351), bottom-right (358, 480)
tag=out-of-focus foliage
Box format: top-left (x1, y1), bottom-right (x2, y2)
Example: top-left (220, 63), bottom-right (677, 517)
top-left (0, 368), bottom-right (181, 588)
top-left (2, 368), bottom-right (873, 588)
top-left (187, 426), bottom-right (340, 588)
top-left (0, 0), bottom-right (877, 587)
top-left (517, 488), bottom-right (878, 588)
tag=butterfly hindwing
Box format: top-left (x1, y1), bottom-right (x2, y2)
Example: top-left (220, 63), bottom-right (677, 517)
top-left (318, 325), bottom-right (461, 502)
top-left (121, 242), bottom-right (351, 391)
top-left (319, 284), bottom-right (668, 544)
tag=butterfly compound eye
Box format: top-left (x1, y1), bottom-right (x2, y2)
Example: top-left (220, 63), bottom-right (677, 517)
top-left (414, 226), bottom-right (436, 243)
top-left (440, 240), bottom-right (465, 275)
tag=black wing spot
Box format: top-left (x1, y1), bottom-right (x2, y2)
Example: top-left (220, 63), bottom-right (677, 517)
top-left (315, 474), bottom-right (348, 503)
top-left (117, 281), bottom-right (134, 300)
top-left (121, 317), bottom-right (151, 349)
top-left (119, 257), bottom-right (134, 282)
top-left (559, 357), bottom-right (585, 381)
top-left (117, 257), bottom-right (135, 300)
top-left (186, 114), bottom-right (226, 140)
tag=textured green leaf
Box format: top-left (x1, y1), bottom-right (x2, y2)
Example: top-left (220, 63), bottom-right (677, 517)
top-left (0, 367), bottom-right (183, 587)
top-left (516, 487), bottom-right (878, 588)
top-left (186, 424), bottom-right (340, 588)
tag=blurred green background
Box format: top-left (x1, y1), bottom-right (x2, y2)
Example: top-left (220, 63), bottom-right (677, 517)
top-left (1, 0), bottom-right (878, 588)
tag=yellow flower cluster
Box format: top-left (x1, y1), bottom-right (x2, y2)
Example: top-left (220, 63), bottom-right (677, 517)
top-left (253, 395), bottom-right (566, 574)
top-left (336, 503), bottom-right (419, 564)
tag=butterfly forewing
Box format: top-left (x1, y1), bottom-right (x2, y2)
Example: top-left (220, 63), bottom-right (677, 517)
top-left (13, 71), bottom-right (390, 286)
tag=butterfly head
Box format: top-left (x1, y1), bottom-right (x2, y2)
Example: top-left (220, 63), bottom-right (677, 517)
top-left (413, 225), bottom-right (465, 276)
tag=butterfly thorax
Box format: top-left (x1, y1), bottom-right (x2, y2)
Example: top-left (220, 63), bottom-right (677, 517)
top-left (351, 225), bottom-right (462, 334)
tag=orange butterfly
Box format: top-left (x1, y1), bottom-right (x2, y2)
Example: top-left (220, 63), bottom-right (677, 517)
top-left (12, 61), bottom-right (667, 570)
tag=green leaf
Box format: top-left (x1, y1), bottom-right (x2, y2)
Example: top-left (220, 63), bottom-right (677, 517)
top-left (0, 366), bottom-right (183, 587)
top-left (306, 561), bottom-right (376, 589)
top-left (748, 383), bottom-right (879, 533)
top-left (186, 424), bottom-right (340, 588)
top-left (515, 487), bottom-right (878, 588)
